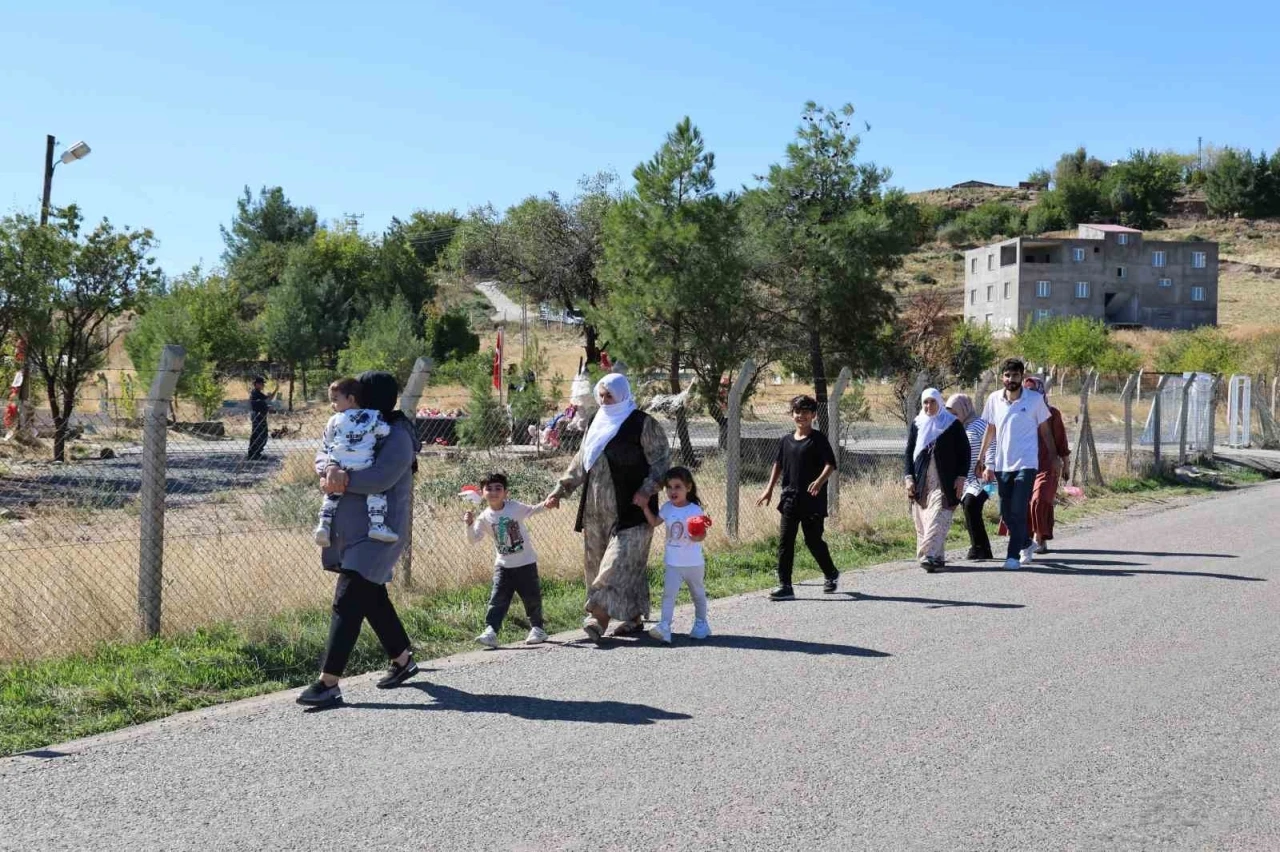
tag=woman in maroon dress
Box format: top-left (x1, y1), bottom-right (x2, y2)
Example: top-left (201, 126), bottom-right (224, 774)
top-left (1024, 376), bottom-right (1070, 554)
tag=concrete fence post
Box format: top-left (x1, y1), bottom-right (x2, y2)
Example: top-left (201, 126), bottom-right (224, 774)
top-left (138, 345), bottom-right (185, 638)
top-left (1152, 374), bottom-right (1171, 472)
top-left (396, 357), bottom-right (433, 589)
top-left (725, 358), bottom-right (754, 541)
top-left (827, 367), bottom-right (852, 517)
top-left (1120, 373), bottom-right (1137, 473)
top-left (1205, 375), bottom-right (1221, 464)
top-left (1177, 373), bottom-right (1195, 466)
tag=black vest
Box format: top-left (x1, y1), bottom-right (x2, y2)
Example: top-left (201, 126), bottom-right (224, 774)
top-left (574, 410), bottom-right (659, 534)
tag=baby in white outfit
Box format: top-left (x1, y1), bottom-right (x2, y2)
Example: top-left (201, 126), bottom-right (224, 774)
top-left (314, 378), bottom-right (397, 547)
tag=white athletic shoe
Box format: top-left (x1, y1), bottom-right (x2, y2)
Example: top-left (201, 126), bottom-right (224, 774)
top-left (313, 526), bottom-right (331, 547)
top-left (688, 619), bottom-right (712, 640)
top-left (475, 626), bottom-right (499, 648)
top-left (1003, 558), bottom-right (1022, 570)
top-left (525, 627), bottom-right (548, 645)
top-left (1020, 545), bottom-right (1037, 566)
top-left (368, 524), bottom-right (399, 543)
top-left (648, 623), bottom-right (673, 644)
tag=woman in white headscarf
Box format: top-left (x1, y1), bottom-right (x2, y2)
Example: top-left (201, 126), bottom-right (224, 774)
top-left (544, 373), bottom-right (671, 643)
top-left (904, 388), bottom-right (970, 571)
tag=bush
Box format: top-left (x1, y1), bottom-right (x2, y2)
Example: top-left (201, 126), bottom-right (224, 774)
top-left (957, 202), bottom-right (1026, 241)
top-left (427, 307), bottom-right (480, 364)
top-left (1154, 328), bottom-right (1242, 374)
top-left (838, 383), bottom-right (871, 422)
top-left (337, 295), bottom-right (425, 386)
top-left (456, 370), bottom-right (509, 448)
top-left (189, 369), bottom-right (225, 420)
top-left (939, 221), bottom-right (973, 248)
top-left (912, 271), bottom-right (937, 285)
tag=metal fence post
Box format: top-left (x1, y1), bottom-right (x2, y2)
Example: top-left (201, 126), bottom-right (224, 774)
top-left (827, 367), bottom-right (852, 517)
top-left (138, 345), bottom-right (185, 638)
top-left (396, 357), bottom-right (433, 589)
top-left (725, 358), bottom-right (754, 541)
top-left (1120, 373), bottom-right (1137, 473)
top-left (1177, 372), bottom-right (1194, 466)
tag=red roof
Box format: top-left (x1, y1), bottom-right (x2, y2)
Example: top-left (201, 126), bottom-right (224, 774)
top-left (1082, 223), bottom-right (1142, 234)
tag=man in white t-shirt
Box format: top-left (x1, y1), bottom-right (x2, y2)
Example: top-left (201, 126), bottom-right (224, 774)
top-left (976, 358), bottom-right (1060, 570)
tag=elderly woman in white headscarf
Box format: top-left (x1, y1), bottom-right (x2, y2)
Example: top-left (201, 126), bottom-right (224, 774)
top-left (904, 388), bottom-right (971, 572)
top-left (544, 372), bottom-right (671, 643)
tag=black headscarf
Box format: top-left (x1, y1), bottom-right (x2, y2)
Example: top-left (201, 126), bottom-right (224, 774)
top-left (357, 370), bottom-right (422, 459)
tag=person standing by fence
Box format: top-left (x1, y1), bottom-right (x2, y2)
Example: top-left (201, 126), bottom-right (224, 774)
top-left (1023, 375), bottom-right (1070, 555)
top-left (297, 371), bottom-right (423, 708)
top-left (977, 358), bottom-right (1060, 570)
top-left (946, 393), bottom-right (995, 561)
top-left (246, 376), bottom-right (269, 461)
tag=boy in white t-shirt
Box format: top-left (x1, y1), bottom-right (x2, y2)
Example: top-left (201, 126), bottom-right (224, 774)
top-left (636, 467), bottom-right (711, 644)
top-left (464, 472), bottom-right (548, 647)
top-left (976, 358), bottom-right (1060, 570)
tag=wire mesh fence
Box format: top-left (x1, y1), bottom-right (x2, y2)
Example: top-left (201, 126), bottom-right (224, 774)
top-left (0, 355), bottom-right (1246, 662)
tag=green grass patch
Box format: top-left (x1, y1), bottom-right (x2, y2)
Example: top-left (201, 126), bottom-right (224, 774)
top-left (0, 466), bottom-right (1262, 757)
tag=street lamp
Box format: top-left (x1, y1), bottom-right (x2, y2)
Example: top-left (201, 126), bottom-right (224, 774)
top-left (40, 135), bottom-right (91, 226)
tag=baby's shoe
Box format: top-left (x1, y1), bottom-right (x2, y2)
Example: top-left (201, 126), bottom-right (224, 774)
top-left (313, 526), bottom-right (331, 547)
top-left (368, 524), bottom-right (399, 543)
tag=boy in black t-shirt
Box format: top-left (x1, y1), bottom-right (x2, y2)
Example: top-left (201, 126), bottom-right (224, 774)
top-left (756, 395), bottom-right (842, 600)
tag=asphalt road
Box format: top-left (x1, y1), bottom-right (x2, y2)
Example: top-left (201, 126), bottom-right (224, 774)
top-left (2, 483), bottom-right (1278, 851)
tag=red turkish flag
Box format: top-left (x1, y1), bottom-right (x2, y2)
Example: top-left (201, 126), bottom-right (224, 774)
top-left (492, 329), bottom-right (503, 390)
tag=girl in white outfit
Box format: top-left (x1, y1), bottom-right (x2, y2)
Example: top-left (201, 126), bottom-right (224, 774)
top-left (636, 466), bottom-right (710, 644)
top-left (314, 378), bottom-right (398, 547)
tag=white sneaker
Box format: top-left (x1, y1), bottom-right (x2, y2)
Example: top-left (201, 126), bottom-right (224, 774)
top-left (1020, 545), bottom-right (1037, 566)
top-left (525, 627), bottom-right (548, 645)
top-left (648, 623), bottom-right (673, 644)
top-left (475, 626), bottom-right (499, 648)
top-left (1003, 558), bottom-right (1022, 570)
top-left (313, 526), bottom-right (331, 547)
top-left (688, 619), bottom-right (712, 640)
top-left (368, 525), bottom-right (399, 543)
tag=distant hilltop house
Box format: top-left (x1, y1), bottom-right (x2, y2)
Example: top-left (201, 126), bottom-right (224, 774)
top-left (962, 224), bottom-right (1218, 333)
top-left (950, 180), bottom-right (1006, 189)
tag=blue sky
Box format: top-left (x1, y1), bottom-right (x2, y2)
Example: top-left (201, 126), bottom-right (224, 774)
top-left (3, 0), bottom-right (1277, 275)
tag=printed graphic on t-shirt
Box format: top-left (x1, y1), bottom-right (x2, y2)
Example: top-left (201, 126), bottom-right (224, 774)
top-left (666, 520), bottom-right (687, 544)
top-left (493, 516), bottom-right (525, 556)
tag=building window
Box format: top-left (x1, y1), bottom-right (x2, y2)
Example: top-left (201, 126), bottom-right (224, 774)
top-left (971, 258), bottom-right (977, 274)
top-left (1152, 250), bottom-right (1166, 267)
top-left (987, 254), bottom-right (994, 271)
top-left (1117, 233), bottom-right (1130, 245)
top-left (1075, 281), bottom-right (1090, 299)
top-left (986, 285), bottom-right (994, 301)
top-left (1159, 277), bottom-right (1172, 288)
top-left (1117, 267), bottom-right (1127, 279)
top-left (1192, 251), bottom-right (1207, 269)
top-left (1191, 286), bottom-right (1206, 302)
top-left (1035, 309), bottom-right (1051, 322)
top-left (984, 313), bottom-right (993, 326)
top-left (1036, 280), bottom-right (1050, 298)
top-left (1072, 247), bottom-right (1086, 262)
top-left (970, 289), bottom-right (976, 305)
top-left (1003, 282), bottom-right (1010, 299)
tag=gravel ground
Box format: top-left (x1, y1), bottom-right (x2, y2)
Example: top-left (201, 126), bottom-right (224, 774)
top-left (2, 482), bottom-right (1278, 852)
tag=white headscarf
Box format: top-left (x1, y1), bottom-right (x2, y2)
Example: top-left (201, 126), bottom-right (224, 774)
top-left (581, 372), bottom-right (638, 471)
top-left (913, 387), bottom-right (957, 461)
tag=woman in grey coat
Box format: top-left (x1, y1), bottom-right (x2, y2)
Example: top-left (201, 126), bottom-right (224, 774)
top-left (297, 371), bottom-right (422, 707)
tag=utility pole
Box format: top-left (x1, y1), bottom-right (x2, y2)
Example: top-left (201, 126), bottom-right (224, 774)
top-left (40, 135), bottom-right (55, 225)
top-left (1198, 136), bottom-right (1203, 172)
top-left (16, 135), bottom-right (60, 438)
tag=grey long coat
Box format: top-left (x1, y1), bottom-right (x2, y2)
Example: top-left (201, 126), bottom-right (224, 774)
top-left (314, 419), bottom-right (415, 584)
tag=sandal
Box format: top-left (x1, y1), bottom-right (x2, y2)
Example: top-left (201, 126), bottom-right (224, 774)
top-left (582, 618), bottom-right (604, 645)
top-left (611, 619), bottom-right (644, 636)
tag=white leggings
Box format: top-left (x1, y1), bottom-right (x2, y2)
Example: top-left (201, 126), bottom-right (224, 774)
top-left (658, 562), bottom-right (708, 628)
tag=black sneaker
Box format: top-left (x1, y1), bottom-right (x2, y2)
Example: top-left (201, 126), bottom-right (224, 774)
top-left (823, 573), bottom-right (840, 594)
top-left (966, 549), bottom-right (994, 561)
top-left (376, 654), bottom-right (420, 689)
top-left (296, 680), bottom-right (342, 707)
top-left (769, 585), bottom-right (796, 601)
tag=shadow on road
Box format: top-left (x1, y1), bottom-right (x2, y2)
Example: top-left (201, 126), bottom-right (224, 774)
top-left (948, 561), bottom-right (1264, 582)
top-left (837, 592), bottom-right (1025, 610)
top-left (1049, 548), bottom-right (1238, 559)
top-left (335, 682), bottom-right (693, 725)
top-left (699, 635), bottom-right (892, 658)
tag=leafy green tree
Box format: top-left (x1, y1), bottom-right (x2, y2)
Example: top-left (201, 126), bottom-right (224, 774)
top-left (456, 362), bottom-right (509, 448)
top-left (1096, 342), bottom-right (1143, 379)
top-left (25, 207), bottom-right (161, 460)
top-left (1103, 149), bottom-right (1182, 229)
top-left (746, 102), bottom-right (918, 431)
top-left (260, 267), bottom-right (322, 410)
top-left (596, 117), bottom-right (763, 457)
top-left (950, 321), bottom-right (997, 387)
top-left (1204, 148), bottom-right (1253, 218)
top-left (220, 186), bottom-right (317, 299)
top-left (954, 202), bottom-right (1025, 240)
top-left (373, 221), bottom-right (436, 329)
top-left (426, 307), bottom-right (480, 363)
top-left (400, 209), bottom-right (464, 269)
top-left (337, 295), bottom-right (425, 385)
top-left (448, 175), bottom-right (617, 364)
top-left (1155, 327), bottom-right (1241, 374)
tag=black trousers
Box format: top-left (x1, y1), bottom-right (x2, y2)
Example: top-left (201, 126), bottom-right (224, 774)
top-left (776, 514), bottom-right (839, 586)
top-left (321, 571), bottom-right (412, 677)
top-left (961, 492), bottom-right (993, 557)
top-left (247, 417), bottom-right (268, 460)
top-left (485, 562), bottom-right (544, 631)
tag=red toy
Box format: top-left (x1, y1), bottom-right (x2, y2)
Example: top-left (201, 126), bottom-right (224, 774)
top-left (686, 515), bottom-right (713, 538)
top-left (458, 484), bottom-right (483, 504)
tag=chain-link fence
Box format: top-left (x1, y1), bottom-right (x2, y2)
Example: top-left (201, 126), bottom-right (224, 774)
top-left (0, 351), bottom-right (1261, 662)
